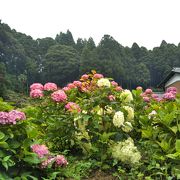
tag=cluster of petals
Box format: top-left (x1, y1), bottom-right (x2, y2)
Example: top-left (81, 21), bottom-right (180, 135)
top-left (0, 110), bottom-right (26, 125)
top-left (163, 92), bottom-right (176, 100)
top-left (108, 95), bottom-right (116, 101)
top-left (44, 83), bottom-right (58, 91)
top-left (81, 74), bottom-right (89, 80)
top-left (30, 89), bottom-right (44, 98)
top-left (93, 73), bottom-right (104, 79)
top-left (111, 81), bottom-right (118, 87)
top-left (62, 86), bottom-right (71, 92)
top-left (163, 87), bottom-right (177, 100)
top-left (67, 83), bottom-right (76, 89)
top-left (51, 90), bottom-right (67, 102)
top-left (73, 81), bottom-right (82, 87)
top-left (41, 157), bottom-right (55, 169)
top-left (40, 155), bottom-right (68, 169)
top-left (30, 83), bottom-right (44, 91)
top-left (145, 88), bottom-right (153, 94)
top-left (55, 155), bottom-right (68, 167)
top-left (115, 86), bottom-right (123, 91)
top-left (141, 88), bottom-right (160, 102)
top-left (31, 144), bottom-right (68, 168)
top-left (136, 86), bottom-right (143, 90)
top-left (65, 102), bottom-right (81, 113)
top-left (31, 144), bottom-right (49, 158)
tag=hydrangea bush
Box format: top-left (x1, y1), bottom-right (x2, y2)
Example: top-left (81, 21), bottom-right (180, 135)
top-left (0, 72), bottom-right (179, 179)
top-left (29, 71), bottom-right (140, 169)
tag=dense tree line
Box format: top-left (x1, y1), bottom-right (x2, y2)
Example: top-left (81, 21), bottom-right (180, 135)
top-left (0, 21), bottom-right (180, 97)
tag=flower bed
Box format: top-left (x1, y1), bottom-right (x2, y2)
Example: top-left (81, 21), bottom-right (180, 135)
top-left (0, 71), bottom-right (179, 179)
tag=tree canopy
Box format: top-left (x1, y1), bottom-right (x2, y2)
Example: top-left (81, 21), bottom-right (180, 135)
top-left (0, 21), bottom-right (180, 97)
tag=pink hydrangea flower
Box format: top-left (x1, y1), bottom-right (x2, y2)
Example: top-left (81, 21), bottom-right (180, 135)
top-left (55, 155), bottom-right (68, 167)
top-left (166, 87), bottom-right (177, 93)
top-left (145, 88), bottom-right (153, 94)
top-left (0, 110), bottom-right (26, 125)
top-left (143, 96), bottom-right (150, 102)
top-left (30, 83), bottom-right (44, 91)
top-left (44, 82), bottom-right (57, 91)
top-left (163, 92), bottom-right (176, 100)
top-left (62, 86), bottom-right (71, 92)
top-left (73, 81), bottom-right (82, 87)
top-left (80, 87), bottom-right (89, 92)
top-left (30, 89), bottom-right (44, 98)
top-left (0, 112), bottom-right (9, 124)
top-left (51, 90), bottom-right (67, 102)
top-left (108, 95), bottom-right (116, 101)
top-left (136, 86), bottom-right (143, 90)
top-left (41, 157), bottom-right (55, 169)
top-left (8, 110), bottom-right (26, 122)
top-left (31, 144), bottom-right (49, 158)
top-left (81, 74), bottom-right (89, 80)
top-left (111, 81), bottom-right (118, 87)
top-left (115, 86), bottom-right (123, 91)
top-left (67, 83), bottom-right (76, 89)
top-left (140, 93), bottom-right (146, 97)
top-left (65, 102), bottom-right (81, 113)
top-left (93, 73), bottom-right (104, 79)
top-left (151, 94), bottom-right (158, 99)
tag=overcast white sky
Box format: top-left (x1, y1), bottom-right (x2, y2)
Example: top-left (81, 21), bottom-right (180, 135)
top-left (1, 0), bottom-right (180, 49)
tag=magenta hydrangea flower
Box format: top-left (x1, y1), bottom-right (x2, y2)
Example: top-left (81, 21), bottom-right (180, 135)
top-left (111, 81), bottom-right (118, 87)
top-left (51, 90), bottom-right (67, 102)
top-left (30, 89), bottom-right (44, 98)
top-left (31, 144), bottom-right (49, 158)
top-left (44, 82), bottom-right (57, 91)
top-left (81, 74), bottom-right (89, 80)
top-left (93, 73), bottom-right (104, 79)
top-left (55, 155), bottom-right (68, 167)
top-left (30, 83), bottom-right (44, 91)
top-left (65, 102), bottom-right (81, 113)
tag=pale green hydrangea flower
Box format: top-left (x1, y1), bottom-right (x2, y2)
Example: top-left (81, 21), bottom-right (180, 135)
top-left (120, 89), bottom-right (133, 102)
top-left (123, 106), bottom-right (134, 121)
top-left (111, 137), bottom-right (141, 165)
top-left (97, 78), bottom-right (111, 88)
top-left (113, 111), bottom-right (124, 127)
top-left (122, 122), bottom-right (133, 132)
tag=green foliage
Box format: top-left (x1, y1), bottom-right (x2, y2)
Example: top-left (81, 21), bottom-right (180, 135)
top-left (132, 90), bottom-right (180, 178)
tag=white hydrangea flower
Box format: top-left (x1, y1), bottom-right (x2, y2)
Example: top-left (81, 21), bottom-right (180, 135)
top-left (111, 138), bottom-right (141, 165)
top-left (113, 111), bottom-right (124, 127)
top-left (82, 110), bottom-right (88, 114)
top-left (148, 110), bottom-right (157, 119)
top-left (120, 89), bottom-right (133, 102)
top-left (122, 122), bottom-right (133, 132)
top-left (97, 107), bottom-right (103, 116)
top-left (123, 106), bottom-right (134, 121)
top-left (105, 106), bottom-right (113, 114)
top-left (97, 78), bottom-right (111, 88)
